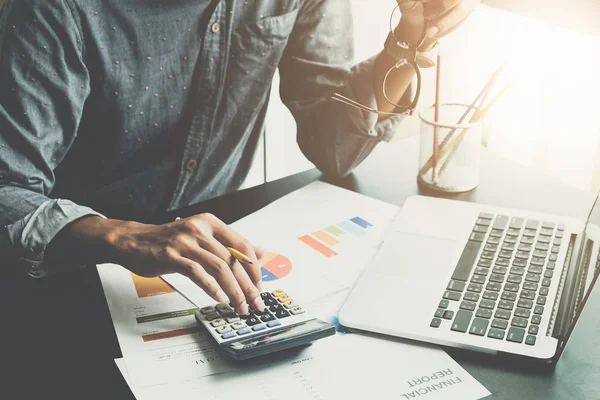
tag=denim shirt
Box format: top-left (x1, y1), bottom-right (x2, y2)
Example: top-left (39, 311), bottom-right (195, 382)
top-left (0, 0), bottom-right (404, 276)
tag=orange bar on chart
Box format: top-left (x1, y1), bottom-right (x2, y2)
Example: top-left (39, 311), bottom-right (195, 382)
top-left (312, 230), bottom-right (340, 246)
top-left (299, 235), bottom-right (338, 258)
top-left (131, 273), bottom-right (176, 298)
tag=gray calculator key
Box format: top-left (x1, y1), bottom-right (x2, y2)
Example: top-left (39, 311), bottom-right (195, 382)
top-left (533, 250), bottom-right (547, 259)
top-left (511, 317), bottom-right (528, 328)
top-left (539, 287), bottom-right (549, 296)
top-left (216, 325), bottom-right (232, 334)
top-left (443, 310), bottom-right (455, 320)
top-left (505, 236), bottom-right (518, 244)
top-left (537, 296), bottom-right (547, 305)
top-left (483, 291), bottom-right (499, 300)
top-left (504, 283), bottom-right (519, 292)
top-left (496, 258), bottom-right (510, 267)
top-left (526, 220), bottom-right (540, 230)
top-left (523, 229), bottom-right (537, 237)
top-left (525, 335), bottom-right (536, 345)
top-left (510, 267), bottom-right (525, 276)
top-left (501, 292), bottom-right (517, 301)
top-left (515, 251), bottom-right (530, 259)
top-left (439, 299), bottom-right (450, 309)
top-left (495, 309), bottom-right (511, 320)
top-left (531, 258), bottom-right (545, 266)
top-left (554, 238), bottom-right (562, 246)
top-left (226, 317), bottom-right (241, 323)
top-left (485, 244), bottom-right (499, 252)
top-left (451, 310), bottom-right (473, 333)
top-left (205, 313), bottom-right (221, 321)
top-left (500, 250), bottom-right (513, 259)
top-left (542, 222), bottom-right (555, 229)
top-left (528, 325), bottom-right (539, 335)
top-left (200, 306), bottom-right (216, 315)
top-left (518, 244), bottom-right (532, 252)
top-left (283, 301), bottom-right (297, 309)
top-left (507, 327), bottom-right (526, 343)
top-left (443, 291), bottom-right (462, 301)
top-left (542, 278), bottom-right (552, 287)
top-left (507, 275), bottom-right (522, 284)
top-left (557, 224), bottom-right (565, 231)
top-left (480, 299), bottom-right (496, 309)
top-left (476, 218), bottom-right (492, 226)
top-left (452, 240), bottom-right (482, 281)
top-left (467, 283), bottom-right (484, 293)
top-left (525, 273), bottom-right (541, 283)
top-left (536, 243), bottom-right (550, 251)
top-left (460, 301), bottom-right (477, 311)
top-left (523, 282), bottom-right (538, 291)
top-left (474, 267), bottom-right (489, 276)
top-left (478, 259), bottom-right (492, 268)
top-left (487, 282), bottom-right (502, 292)
top-left (469, 318), bottom-right (489, 336)
top-left (534, 305), bottom-right (545, 315)
top-left (520, 290), bottom-right (536, 300)
top-left (521, 237), bottom-right (534, 245)
top-left (547, 262), bottom-right (556, 270)
top-left (544, 270), bottom-right (554, 278)
top-left (230, 322), bottom-right (246, 330)
top-left (481, 251), bottom-right (495, 260)
top-left (493, 266), bottom-right (508, 275)
top-left (517, 299), bottom-right (534, 309)
top-left (290, 306), bottom-right (305, 315)
top-left (529, 266), bottom-right (543, 274)
top-left (476, 308), bottom-right (492, 319)
top-left (488, 236), bottom-right (502, 245)
top-left (531, 315), bottom-right (542, 325)
top-left (555, 230), bottom-right (564, 238)
top-left (494, 215), bottom-right (509, 230)
top-left (513, 259), bottom-right (527, 267)
top-left (470, 233), bottom-right (486, 242)
top-left (509, 218), bottom-right (524, 229)
top-left (501, 243), bottom-right (515, 251)
top-left (430, 318), bottom-right (442, 328)
top-left (479, 212), bottom-right (494, 220)
top-left (219, 310), bottom-right (237, 318)
top-left (515, 308), bottom-right (531, 318)
top-left (498, 300), bottom-right (514, 310)
top-left (490, 229), bottom-right (504, 238)
top-left (491, 319), bottom-right (509, 329)
top-left (473, 225), bottom-right (488, 234)
top-left (488, 328), bottom-right (506, 340)
top-left (447, 280), bottom-right (467, 292)
top-left (490, 274), bottom-right (504, 283)
top-left (210, 319), bottom-right (226, 327)
top-left (464, 292), bottom-right (480, 302)
top-left (471, 275), bottom-right (486, 284)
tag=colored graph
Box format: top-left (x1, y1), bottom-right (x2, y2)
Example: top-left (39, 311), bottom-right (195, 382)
top-left (131, 273), bottom-right (176, 298)
top-left (260, 252), bottom-right (293, 282)
top-left (299, 216), bottom-right (374, 257)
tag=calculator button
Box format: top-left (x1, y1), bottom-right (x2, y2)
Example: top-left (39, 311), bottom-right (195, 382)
top-left (277, 295), bottom-right (292, 303)
top-left (475, 308), bottom-right (492, 319)
top-left (252, 324), bottom-right (267, 332)
top-left (274, 309), bottom-right (291, 319)
top-left (469, 318), bottom-right (489, 336)
top-left (494, 310), bottom-right (511, 320)
top-left (215, 303), bottom-right (233, 312)
top-left (200, 306), bottom-right (216, 315)
top-left (451, 310), bottom-right (473, 333)
top-left (269, 304), bottom-right (284, 313)
top-left (261, 292), bottom-right (273, 299)
top-left (487, 329), bottom-right (505, 340)
top-left (266, 320), bottom-right (282, 328)
top-left (531, 315), bottom-right (542, 325)
top-left (264, 297), bottom-right (278, 306)
top-left (442, 310), bottom-right (454, 320)
top-left (230, 322), bottom-right (246, 330)
top-left (507, 327), bottom-right (525, 343)
top-left (246, 316), bottom-right (262, 326)
top-left (237, 327), bottom-right (252, 335)
top-left (491, 319), bottom-right (508, 329)
top-left (226, 317), bottom-right (241, 323)
top-left (221, 331), bottom-right (237, 340)
top-left (290, 306), bottom-right (305, 315)
top-left (272, 290), bottom-right (286, 297)
top-left (442, 291), bottom-right (461, 301)
top-left (216, 325), bottom-right (232, 334)
top-left (219, 310), bottom-right (237, 318)
top-left (525, 335), bottom-right (537, 345)
top-left (482, 291), bottom-right (499, 301)
top-left (210, 319), bottom-right (226, 327)
top-left (463, 292), bottom-right (480, 302)
top-left (430, 318), bottom-right (441, 328)
top-left (528, 325), bottom-right (539, 335)
top-left (283, 300), bottom-right (297, 309)
top-left (447, 280), bottom-right (467, 292)
top-left (259, 313), bottom-right (276, 323)
top-left (204, 313), bottom-right (221, 321)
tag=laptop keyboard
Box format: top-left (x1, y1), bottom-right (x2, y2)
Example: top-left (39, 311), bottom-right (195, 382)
top-left (430, 213), bottom-right (565, 346)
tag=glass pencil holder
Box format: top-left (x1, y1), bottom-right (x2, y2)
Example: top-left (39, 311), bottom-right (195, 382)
top-left (417, 103), bottom-right (483, 193)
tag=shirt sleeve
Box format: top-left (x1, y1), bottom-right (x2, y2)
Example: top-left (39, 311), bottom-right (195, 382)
top-left (0, 0), bottom-right (102, 276)
top-left (279, 0), bottom-right (408, 178)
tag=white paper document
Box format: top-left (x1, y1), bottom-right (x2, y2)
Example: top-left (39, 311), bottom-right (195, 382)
top-left (116, 333), bottom-right (490, 400)
top-left (164, 181), bottom-right (400, 307)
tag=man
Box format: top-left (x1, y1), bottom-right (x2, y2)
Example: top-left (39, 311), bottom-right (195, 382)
top-left (0, 0), bottom-right (478, 315)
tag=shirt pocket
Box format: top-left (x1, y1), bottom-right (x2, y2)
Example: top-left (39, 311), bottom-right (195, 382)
top-left (228, 9), bottom-right (299, 115)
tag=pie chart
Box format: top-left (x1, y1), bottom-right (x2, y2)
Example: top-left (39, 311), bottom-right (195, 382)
top-left (260, 252), bottom-right (292, 282)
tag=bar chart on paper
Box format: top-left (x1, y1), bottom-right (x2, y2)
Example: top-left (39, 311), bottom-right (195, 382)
top-left (299, 216), bottom-right (374, 258)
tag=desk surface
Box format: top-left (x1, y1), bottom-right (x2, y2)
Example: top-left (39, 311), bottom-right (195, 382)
top-left (3, 136), bottom-right (600, 400)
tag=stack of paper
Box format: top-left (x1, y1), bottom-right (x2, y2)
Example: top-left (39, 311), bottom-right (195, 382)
top-left (98, 182), bottom-right (490, 399)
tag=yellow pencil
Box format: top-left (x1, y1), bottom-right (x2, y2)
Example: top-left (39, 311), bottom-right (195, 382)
top-left (226, 247), bottom-right (254, 264)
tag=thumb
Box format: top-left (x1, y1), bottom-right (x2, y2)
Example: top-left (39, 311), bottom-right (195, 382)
top-left (397, 1), bottom-right (425, 25)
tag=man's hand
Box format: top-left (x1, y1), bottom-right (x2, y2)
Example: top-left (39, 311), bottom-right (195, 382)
top-left (396, 0), bottom-right (479, 49)
top-left (50, 214), bottom-right (267, 315)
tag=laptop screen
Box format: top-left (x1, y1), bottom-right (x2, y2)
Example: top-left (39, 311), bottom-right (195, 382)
top-left (555, 191), bottom-right (600, 354)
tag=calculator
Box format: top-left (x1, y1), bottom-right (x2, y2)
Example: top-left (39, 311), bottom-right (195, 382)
top-left (195, 289), bottom-right (336, 360)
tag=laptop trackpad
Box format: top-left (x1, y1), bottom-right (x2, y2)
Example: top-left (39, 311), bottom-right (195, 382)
top-left (372, 230), bottom-right (459, 278)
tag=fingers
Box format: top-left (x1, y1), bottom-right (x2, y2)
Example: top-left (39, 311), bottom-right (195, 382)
top-left (171, 255), bottom-right (229, 303)
top-left (423, 0), bottom-right (461, 20)
top-left (254, 245), bottom-right (267, 261)
top-left (206, 215), bottom-right (264, 291)
top-left (424, 0), bottom-right (478, 38)
top-left (199, 237), bottom-right (265, 311)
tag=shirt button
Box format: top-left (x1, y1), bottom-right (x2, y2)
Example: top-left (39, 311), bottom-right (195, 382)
top-left (211, 22), bottom-right (220, 33)
top-left (186, 159), bottom-right (197, 171)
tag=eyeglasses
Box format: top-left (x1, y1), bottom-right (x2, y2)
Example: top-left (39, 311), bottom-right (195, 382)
top-left (332, 5), bottom-right (428, 117)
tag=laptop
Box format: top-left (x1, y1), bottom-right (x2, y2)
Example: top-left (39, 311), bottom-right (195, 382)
top-left (339, 194), bottom-right (600, 362)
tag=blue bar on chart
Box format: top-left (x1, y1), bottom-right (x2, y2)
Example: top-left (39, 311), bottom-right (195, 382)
top-left (350, 216), bottom-right (373, 229)
top-left (338, 220), bottom-right (366, 237)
